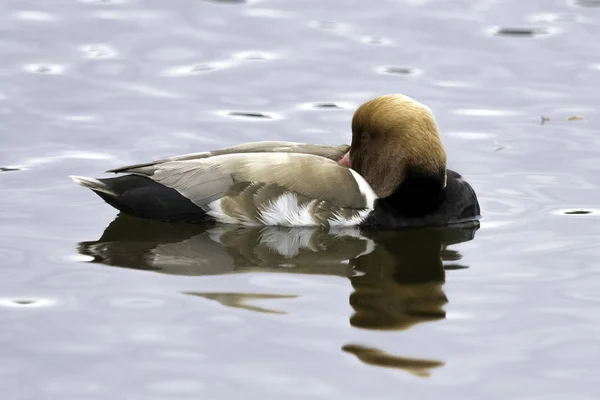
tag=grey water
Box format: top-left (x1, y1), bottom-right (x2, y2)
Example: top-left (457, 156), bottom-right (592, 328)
top-left (1, 0), bottom-right (600, 399)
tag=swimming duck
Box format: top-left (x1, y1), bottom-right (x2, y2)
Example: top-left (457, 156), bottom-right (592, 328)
top-left (71, 94), bottom-right (480, 228)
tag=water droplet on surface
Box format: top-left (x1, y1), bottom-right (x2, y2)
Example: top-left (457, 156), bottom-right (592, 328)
top-left (227, 111), bottom-right (272, 119)
top-left (233, 51), bottom-right (278, 61)
top-left (564, 210), bottom-right (592, 215)
top-left (13, 11), bottom-right (57, 21)
top-left (80, 44), bottom-right (118, 59)
top-left (489, 27), bottom-right (554, 37)
top-left (24, 63), bottom-right (66, 75)
top-left (312, 102), bottom-right (341, 109)
top-left (215, 110), bottom-right (282, 120)
top-left (376, 66), bottom-right (420, 75)
top-left (552, 208), bottom-right (600, 216)
top-left (163, 61), bottom-right (233, 76)
top-left (297, 101), bottom-right (354, 110)
top-left (0, 298), bottom-right (58, 308)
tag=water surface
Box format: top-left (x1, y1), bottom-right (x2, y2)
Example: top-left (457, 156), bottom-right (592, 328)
top-left (1, 0), bottom-right (600, 398)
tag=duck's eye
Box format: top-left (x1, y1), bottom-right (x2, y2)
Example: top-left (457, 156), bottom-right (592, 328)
top-left (361, 131), bottom-right (369, 141)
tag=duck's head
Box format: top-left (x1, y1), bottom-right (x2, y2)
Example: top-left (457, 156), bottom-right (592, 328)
top-left (340, 94), bottom-right (447, 210)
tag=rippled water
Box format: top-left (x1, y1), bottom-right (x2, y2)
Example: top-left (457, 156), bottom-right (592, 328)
top-left (1, 0), bottom-right (600, 398)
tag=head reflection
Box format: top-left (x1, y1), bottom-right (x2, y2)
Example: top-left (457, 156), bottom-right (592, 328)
top-left (78, 215), bottom-right (478, 375)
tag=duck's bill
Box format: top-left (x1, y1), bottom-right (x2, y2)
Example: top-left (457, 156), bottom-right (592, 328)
top-left (339, 151), bottom-right (351, 168)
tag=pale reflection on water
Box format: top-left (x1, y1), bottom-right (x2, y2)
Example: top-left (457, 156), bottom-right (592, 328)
top-left (79, 215), bottom-right (479, 377)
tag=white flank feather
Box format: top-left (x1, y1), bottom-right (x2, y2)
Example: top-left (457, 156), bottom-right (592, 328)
top-left (348, 169), bottom-right (377, 209)
top-left (206, 199), bottom-right (258, 226)
top-left (258, 193), bottom-right (315, 226)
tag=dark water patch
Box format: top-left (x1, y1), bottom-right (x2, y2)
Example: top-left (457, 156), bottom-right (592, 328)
top-left (226, 111), bottom-right (273, 119)
top-left (313, 102), bottom-right (341, 109)
top-left (377, 66), bottom-right (419, 76)
top-left (572, 0), bottom-right (600, 7)
top-left (342, 344), bottom-right (444, 377)
top-left (0, 167), bottom-right (20, 172)
top-left (444, 264), bottom-right (469, 270)
top-left (564, 210), bottom-right (593, 215)
top-left (491, 27), bottom-right (551, 37)
top-left (12, 299), bottom-right (36, 305)
top-left (0, 298), bottom-right (56, 308)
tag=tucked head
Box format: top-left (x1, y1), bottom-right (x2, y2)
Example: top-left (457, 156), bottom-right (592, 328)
top-left (340, 94), bottom-right (447, 199)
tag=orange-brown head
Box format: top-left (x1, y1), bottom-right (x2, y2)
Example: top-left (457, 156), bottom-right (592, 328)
top-left (344, 94), bottom-right (447, 199)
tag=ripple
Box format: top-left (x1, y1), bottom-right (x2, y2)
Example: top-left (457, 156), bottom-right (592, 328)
top-left (0, 167), bottom-right (21, 172)
top-left (446, 131), bottom-right (498, 140)
top-left (553, 208), bottom-right (600, 216)
top-left (0, 298), bottom-right (58, 308)
top-left (146, 380), bottom-right (205, 394)
top-left (79, 44), bottom-right (118, 59)
top-left (309, 20), bottom-right (341, 30)
top-left (13, 11), bottom-right (57, 21)
top-left (297, 101), bottom-right (354, 110)
top-left (453, 108), bottom-right (520, 117)
top-left (110, 297), bottom-right (166, 309)
top-left (78, 0), bottom-right (126, 4)
top-left (571, 0), bottom-right (600, 7)
top-left (23, 63), bottom-right (66, 75)
top-left (245, 8), bottom-right (291, 18)
top-left (233, 51), bottom-right (279, 61)
top-left (528, 13), bottom-right (581, 23)
top-left (185, 292), bottom-right (297, 314)
top-left (205, 0), bottom-right (246, 3)
top-left (0, 248), bottom-right (27, 266)
top-left (18, 151), bottom-right (113, 168)
top-left (43, 381), bottom-right (100, 395)
top-left (92, 10), bottom-right (165, 20)
top-left (63, 115), bottom-right (101, 122)
top-left (361, 36), bottom-right (392, 45)
top-left (376, 66), bottom-right (421, 76)
top-left (216, 110), bottom-right (281, 120)
top-left (433, 80), bottom-right (472, 88)
top-left (162, 61), bottom-right (234, 76)
top-left (488, 26), bottom-right (556, 37)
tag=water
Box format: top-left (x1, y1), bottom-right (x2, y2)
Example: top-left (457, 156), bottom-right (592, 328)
top-left (1, 0), bottom-right (600, 398)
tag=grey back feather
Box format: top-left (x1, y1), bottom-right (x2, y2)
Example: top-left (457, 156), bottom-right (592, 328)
top-left (119, 152), bottom-right (370, 210)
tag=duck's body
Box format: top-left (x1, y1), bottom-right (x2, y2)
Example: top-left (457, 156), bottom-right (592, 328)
top-left (72, 95), bottom-right (481, 228)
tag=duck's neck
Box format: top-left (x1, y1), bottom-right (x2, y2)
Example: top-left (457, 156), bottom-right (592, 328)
top-left (380, 167), bottom-right (446, 217)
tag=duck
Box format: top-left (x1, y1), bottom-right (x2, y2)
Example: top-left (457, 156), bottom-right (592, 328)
top-left (71, 94), bottom-right (481, 228)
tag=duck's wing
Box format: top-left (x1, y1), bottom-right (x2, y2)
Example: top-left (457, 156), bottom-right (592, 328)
top-left (94, 152), bottom-right (376, 226)
top-left (107, 141), bottom-right (350, 174)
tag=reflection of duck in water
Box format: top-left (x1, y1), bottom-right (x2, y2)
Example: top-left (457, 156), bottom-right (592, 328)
top-left (71, 94), bottom-right (480, 228)
top-left (79, 216), bottom-right (478, 377)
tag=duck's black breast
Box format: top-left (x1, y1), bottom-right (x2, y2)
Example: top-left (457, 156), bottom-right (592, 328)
top-left (362, 169), bottom-right (481, 229)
